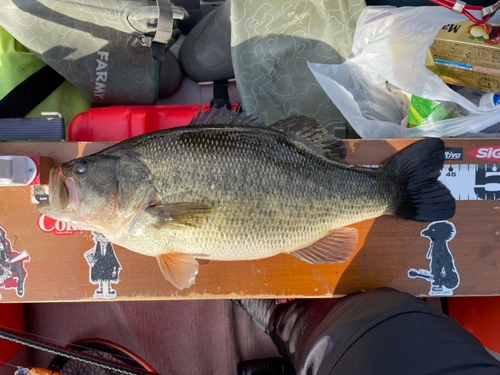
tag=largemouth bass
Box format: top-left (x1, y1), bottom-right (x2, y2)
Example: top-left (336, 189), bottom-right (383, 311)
top-left (38, 108), bottom-right (455, 290)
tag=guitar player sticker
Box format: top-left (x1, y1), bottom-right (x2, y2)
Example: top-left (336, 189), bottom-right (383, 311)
top-left (84, 232), bottom-right (122, 299)
top-left (408, 221), bottom-right (460, 296)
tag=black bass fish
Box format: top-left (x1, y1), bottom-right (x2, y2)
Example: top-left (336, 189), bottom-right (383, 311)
top-left (38, 108), bottom-right (455, 290)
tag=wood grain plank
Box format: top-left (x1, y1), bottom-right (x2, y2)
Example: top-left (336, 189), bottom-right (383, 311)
top-left (0, 139), bottom-right (498, 302)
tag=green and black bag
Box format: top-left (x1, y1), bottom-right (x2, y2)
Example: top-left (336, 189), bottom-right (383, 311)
top-left (0, 0), bottom-right (188, 105)
top-left (0, 26), bottom-right (92, 140)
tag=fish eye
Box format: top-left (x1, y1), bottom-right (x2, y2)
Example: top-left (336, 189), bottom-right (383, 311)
top-left (74, 161), bottom-right (89, 174)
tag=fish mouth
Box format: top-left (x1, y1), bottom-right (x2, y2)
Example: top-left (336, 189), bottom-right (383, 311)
top-left (49, 166), bottom-right (81, 213)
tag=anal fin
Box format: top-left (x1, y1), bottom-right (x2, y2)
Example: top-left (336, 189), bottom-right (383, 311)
top-left (291, 227), bottom-right (359, 264)
top-left (157, 253), bottom-right (199, 290)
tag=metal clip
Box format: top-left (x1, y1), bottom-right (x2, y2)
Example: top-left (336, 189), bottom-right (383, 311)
top-left (41, 112), bottom-right (62, 118)
top-left (481, 0), bottom-right (500, 18)
top-left (139, 36), bottom-right (153, 48)
top-left (452, 0), bottom-right (466, 13)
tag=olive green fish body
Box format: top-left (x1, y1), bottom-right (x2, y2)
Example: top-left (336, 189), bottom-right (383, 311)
top-left (105, 127), bottom-right (393, 260)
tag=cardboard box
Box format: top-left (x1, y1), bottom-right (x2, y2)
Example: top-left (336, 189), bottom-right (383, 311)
top-left (0, 140), bottom-right (499, 302)
top-left (427, 21), bottom-right (500, 93)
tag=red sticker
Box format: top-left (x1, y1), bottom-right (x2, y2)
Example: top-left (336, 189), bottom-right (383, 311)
top-left (468, 146), bottom-right (500, 161)
top-left (38, 214), bottom-right (85, 236)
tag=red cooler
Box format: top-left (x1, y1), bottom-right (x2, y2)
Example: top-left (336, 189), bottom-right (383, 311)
top-left (69, 105), bottom-right (237, 142)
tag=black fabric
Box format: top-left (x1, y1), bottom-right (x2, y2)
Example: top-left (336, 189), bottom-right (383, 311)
top-left (268, 299), bottom-right (338, 367)
top-left (231, 299), bottom-right (278, 334)
top-left (151, 42), bottom-right (167, 62)
top-left (211, 80), bottom-right (232, 110)
top-left (0, 118), bottom-right (65, 141)
top-left (268, 288), bottom-right (500, 375)
top-left (178, 0), bottom-right (234, 83)
top-left (0, 64), bottom-right (65, 119)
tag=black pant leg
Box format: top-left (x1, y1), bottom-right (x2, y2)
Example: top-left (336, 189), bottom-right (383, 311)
top-left (268, 288), bottom-right (500, 375)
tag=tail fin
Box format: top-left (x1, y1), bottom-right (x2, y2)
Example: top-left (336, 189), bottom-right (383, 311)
top-left (383, 138), bottom-right (455, 222)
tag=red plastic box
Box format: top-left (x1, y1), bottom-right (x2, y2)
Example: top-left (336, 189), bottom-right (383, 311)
top-left (69, 105), bottom-right (237, 142)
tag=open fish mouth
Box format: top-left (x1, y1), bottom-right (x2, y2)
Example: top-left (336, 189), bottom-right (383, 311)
top-left (49, 166), bottom-right (80, 213)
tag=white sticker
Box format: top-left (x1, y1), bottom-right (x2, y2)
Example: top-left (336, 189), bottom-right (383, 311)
top-left (84, 232), bottom-right (122, 299)
top-left (408, 221), bottom-right (460, 296)
top-left (31, 185), bottom-right (49, 204)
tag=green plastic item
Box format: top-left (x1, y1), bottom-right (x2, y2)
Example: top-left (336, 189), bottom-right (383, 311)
top-left (0, 26), bottom-right (91, 130)
top-left (408, 95), bottom-right (453, 128)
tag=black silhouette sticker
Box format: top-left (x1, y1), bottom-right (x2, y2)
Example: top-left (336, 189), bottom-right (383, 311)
top-left (408, 221), bottom-right (460, 296)
top-left (84, 232), bottom-right (122, 299)
top-left (0, 226), bottom-right (29, 299)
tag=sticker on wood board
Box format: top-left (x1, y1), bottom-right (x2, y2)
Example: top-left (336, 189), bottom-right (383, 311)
top-left (408, 221), bottom-right (460, 296)
top-left (31, 185), bottom-right (49, 204)
top-left (38, 214), bottom-right (86, 236)
top-left (84, 232), bottom-right (122, 299)
top-left (0, 226), bottom-right (30, 298)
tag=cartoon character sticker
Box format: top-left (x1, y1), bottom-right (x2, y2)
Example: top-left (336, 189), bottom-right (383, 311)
top-left (31, 185), bottom-right (49, 204)
top-left (408, 221), bottom-right (460, 296)
top-left (0, 226), bottom-right (29, 298)
top-left (84, 232), bottom-right (122, 299)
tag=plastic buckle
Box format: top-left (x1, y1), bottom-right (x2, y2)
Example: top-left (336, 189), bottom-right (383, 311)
top-left (151, 42), bottom-right (167, 62)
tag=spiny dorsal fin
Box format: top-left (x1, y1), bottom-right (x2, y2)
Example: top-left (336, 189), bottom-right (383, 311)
top-left (189, 107), bottom-right (346, 160)
top-left (189, 106), bottom-right (264, 127)
top-left (271, 115), bottom-right (347, 160)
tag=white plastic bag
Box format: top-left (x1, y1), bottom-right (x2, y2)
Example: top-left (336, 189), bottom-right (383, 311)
top-left (308, 6), bottom-right (500, 139)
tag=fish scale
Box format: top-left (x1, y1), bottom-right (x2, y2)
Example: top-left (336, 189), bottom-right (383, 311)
top-left (108, 127), bottom-right (392, 261)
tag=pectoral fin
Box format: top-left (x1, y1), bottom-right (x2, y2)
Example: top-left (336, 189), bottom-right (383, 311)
top-left (291, 227), bottom-right (359, 264)
top-left (148, 202), bottom-right (212, 229)
top-left (157, 253), bottom-right (199, 290)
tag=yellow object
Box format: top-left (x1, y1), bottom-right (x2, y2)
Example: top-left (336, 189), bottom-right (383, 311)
top-left (426, 21), bottom-right (500, 93)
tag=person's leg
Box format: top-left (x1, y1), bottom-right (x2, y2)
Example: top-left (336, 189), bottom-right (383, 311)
top-left (235, 288), bottom-right (500, 375)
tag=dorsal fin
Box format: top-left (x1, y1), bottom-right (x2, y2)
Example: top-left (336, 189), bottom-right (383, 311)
top-left (271, 115), bottom-right (346, 160)
top-left (189, 107), bottom-right (346, 160)
top-left (189, 106), bottom-right (264, 127)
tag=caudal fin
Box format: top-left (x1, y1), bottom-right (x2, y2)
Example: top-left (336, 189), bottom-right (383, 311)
top-left (383, 138), bottom-right (455, 222)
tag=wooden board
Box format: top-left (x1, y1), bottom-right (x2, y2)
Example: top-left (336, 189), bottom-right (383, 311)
top-left (0, 139), bottom-right (498, 302)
